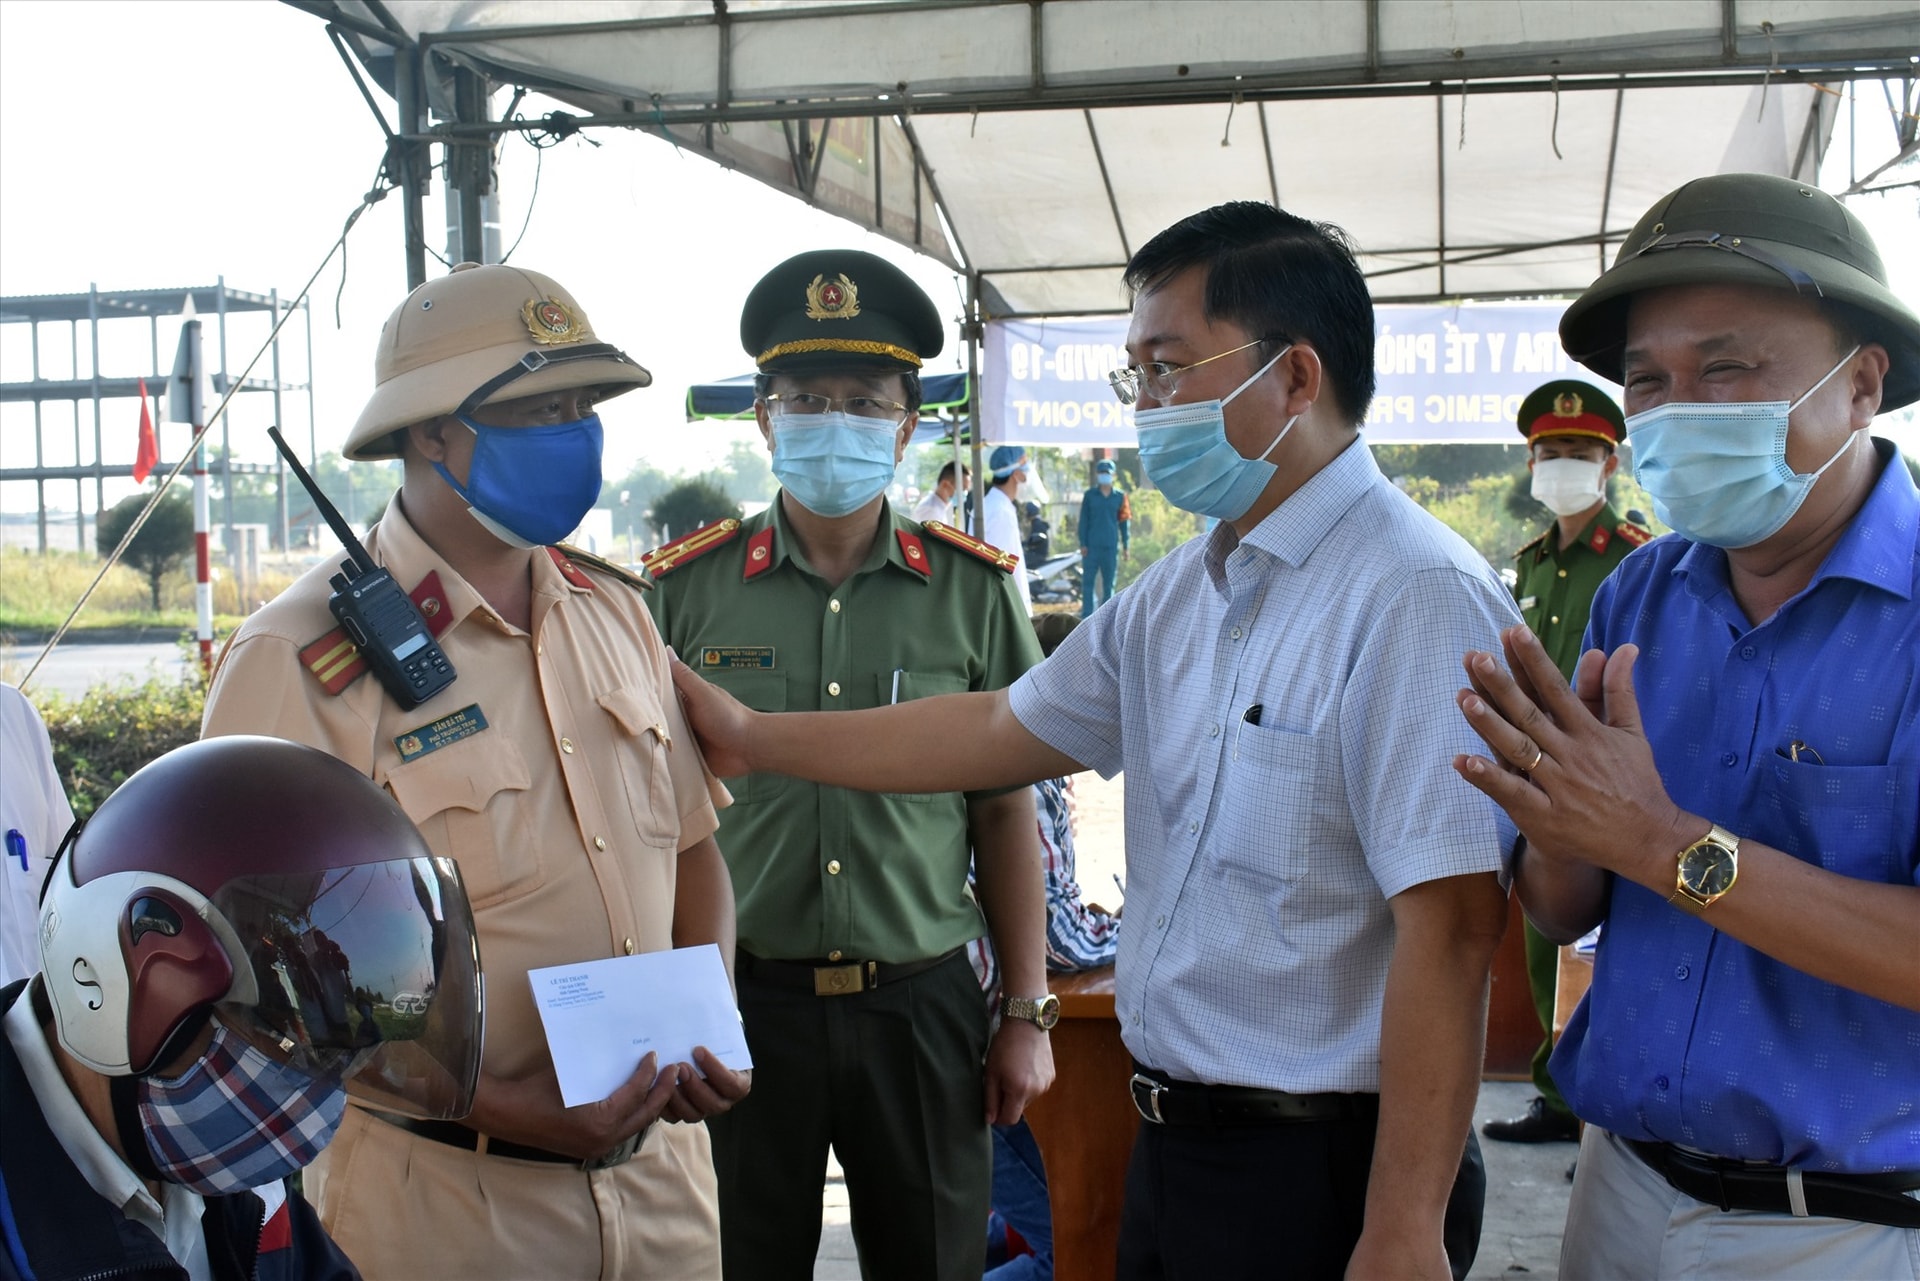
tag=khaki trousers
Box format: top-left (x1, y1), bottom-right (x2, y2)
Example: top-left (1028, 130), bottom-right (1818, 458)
top-left (307, 1104), bottom-right (721, 1280)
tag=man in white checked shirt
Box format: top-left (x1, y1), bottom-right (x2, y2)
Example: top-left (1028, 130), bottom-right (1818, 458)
top-left (671, 202), bottom-right (1517, 1281)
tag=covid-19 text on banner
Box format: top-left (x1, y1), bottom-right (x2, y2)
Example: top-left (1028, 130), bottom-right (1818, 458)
top-left (980, 304), bottom-right (1610, 446)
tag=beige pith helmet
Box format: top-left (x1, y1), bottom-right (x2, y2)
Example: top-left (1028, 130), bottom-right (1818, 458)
top-left (345, 263), bottom-right (652, 460)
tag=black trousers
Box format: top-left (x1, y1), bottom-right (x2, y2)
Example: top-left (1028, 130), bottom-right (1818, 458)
top-left (1116, 1110), bottom-right (1485, 1280)
top-left (708, 950), bottom-right (992, 1281)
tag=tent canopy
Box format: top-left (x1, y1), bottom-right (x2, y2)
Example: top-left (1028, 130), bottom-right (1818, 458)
top-left (302, 0), bottom-right (1917, 314)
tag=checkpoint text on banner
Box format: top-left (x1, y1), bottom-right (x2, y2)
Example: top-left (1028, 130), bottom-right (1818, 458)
top-left (980, 303), bottom-right (1603, 447)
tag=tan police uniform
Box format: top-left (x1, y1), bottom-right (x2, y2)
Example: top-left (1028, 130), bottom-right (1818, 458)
top-left (204, 491), bottom-right (728, 1279)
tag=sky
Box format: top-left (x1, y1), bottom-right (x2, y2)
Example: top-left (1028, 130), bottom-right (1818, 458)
top-left (0, 0), bottom-right (1914, 522)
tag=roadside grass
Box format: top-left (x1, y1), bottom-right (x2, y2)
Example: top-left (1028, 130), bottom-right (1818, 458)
top-left (0, 546), bottom-right (296, 632)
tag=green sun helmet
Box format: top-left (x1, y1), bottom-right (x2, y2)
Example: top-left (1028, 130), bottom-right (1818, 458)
top-left (1560, 173), bottom-right (1920, 411)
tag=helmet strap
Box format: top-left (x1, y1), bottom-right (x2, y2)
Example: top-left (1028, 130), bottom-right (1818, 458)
top-left (109, 1074), bottom-right (163, 1181)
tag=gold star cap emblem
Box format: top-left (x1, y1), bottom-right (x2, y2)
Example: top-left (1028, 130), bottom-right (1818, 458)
top-left (1552, 391), bottom-right (1584, 418)
top-left (805, 273), bottom-right (862, 321)
top-left (524, 297), bottom-right (592, 345)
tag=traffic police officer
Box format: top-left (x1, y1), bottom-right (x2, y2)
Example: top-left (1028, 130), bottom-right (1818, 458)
top-left (203, 263), bottom-right (745, 1279)
top-left (643, 249), bottom-right (1054, 1281)
top-left (1077, 457), bottom-right (1130, 616)
top-left (1482, 379), bottom-right (1646, 1146)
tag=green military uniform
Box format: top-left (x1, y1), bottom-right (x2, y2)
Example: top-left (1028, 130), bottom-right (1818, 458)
top-left (1512, 502), bottom-right (1648, 679)
top-left (1498, 380), bottom-right (1648, 1140)
top-left (646, 500), bottom-right (1040, 962)
top-left (645, 247), bottom-right (1045, 1281)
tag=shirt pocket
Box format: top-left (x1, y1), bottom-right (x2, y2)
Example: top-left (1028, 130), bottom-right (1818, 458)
top-left (705, 671), bottom-right (788, 805)
top-left (876, 672), bottom-right (969, 802)
top-left (384, 734), bottom-right (540, 910)
top-left (1763, 757), bottom-right (1907, 884)
top-left (1212, 720), bottom-right (1334, 886)
top-left (597, 686), bottom-right (680, 849)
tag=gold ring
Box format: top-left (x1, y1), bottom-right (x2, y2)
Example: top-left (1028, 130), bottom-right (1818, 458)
top-left (1521, 743), bottom-right (1544, 773)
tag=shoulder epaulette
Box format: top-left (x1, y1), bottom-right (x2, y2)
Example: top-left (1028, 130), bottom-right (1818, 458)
top-left (300, 571), bottom-right (452, 696)
top-left (642, 519), bottom-right (742, 579)
top-left (1512, 530), bottom-right (1549, 560)
top-left (1615, 521), bottom-right (1652, 548)
top-left (553, 543), bottom-right (652, 592)
top-left (922, 521), bottom-right (1020, 574)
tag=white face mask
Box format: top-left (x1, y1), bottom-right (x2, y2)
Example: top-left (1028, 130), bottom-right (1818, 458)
top-left (1530, 457), bottom-right (1607, 517)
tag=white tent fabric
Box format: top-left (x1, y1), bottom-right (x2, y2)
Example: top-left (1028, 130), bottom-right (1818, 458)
top-left (318, 0), bottom-right (1916, 315)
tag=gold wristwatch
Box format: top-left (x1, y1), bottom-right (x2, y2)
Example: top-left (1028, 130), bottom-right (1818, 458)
top-left (1668, 823), bottom-right (1740, 913)
top-left (1000, 994), bottom-right (1062, 1031)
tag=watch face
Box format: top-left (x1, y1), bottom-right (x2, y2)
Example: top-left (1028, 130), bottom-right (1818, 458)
top-left (1684, 843), bottom-right (1737, 897)
top-left (1036, 994), bottom-right (1061, 1030)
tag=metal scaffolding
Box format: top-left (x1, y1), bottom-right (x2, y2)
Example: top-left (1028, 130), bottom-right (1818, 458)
top-left (0, 281), bottom-right (316, 557)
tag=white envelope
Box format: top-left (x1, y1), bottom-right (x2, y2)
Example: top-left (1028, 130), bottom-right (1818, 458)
top-left (528, 943), bottom-right (753, 1108)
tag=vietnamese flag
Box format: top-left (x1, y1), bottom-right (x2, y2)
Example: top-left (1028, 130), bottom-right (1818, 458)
top-left (133, 378), bottom-right (158, 483)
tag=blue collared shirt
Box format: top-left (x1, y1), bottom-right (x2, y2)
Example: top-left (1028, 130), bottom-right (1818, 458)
top-left (1010, 439), bottom-right (1515, 1092)
top-left (1552, 439), bottom-right (1920, 1174)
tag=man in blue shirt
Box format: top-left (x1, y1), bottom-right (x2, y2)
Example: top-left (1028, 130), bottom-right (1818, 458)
top-left (1077, 458), bottom-right (1130, 615)
top-left (1452, 172), bottom-right (1920, 1277)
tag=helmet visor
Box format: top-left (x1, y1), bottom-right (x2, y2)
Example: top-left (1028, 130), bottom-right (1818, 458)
top-left (209, 855), bottom-right (483, 1120)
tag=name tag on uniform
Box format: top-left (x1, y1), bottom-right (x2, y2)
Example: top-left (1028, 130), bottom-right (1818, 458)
top-left (395, 704), bottom-right (490, 762)
top-left (701, 646), bottom-right (776, 670)
top-left (1517, 596), bottom-right (1538, 611)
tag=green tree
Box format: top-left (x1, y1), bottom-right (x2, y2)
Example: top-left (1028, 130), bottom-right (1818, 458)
top-left (96, 487), bottom-right (195, 610)
top-left (650, 479), bottom-right (742, 542)
top-left (713, 438), bottom-right (777, 504)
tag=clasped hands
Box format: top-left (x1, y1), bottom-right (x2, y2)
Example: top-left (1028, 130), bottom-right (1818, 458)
top-left (1451, 624), bottom-right (1700, 887)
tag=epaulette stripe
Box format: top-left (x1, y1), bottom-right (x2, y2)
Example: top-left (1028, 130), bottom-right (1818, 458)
top-left (922, 521), bottom-right (1019, 573)
top-left (555, 543), bottom-right (654, 592)
top-left (644, 519), bottom-right (742, 577)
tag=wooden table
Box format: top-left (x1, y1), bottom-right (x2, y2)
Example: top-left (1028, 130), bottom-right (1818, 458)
top-left (1020, 967), bottom-right (1135, 1281)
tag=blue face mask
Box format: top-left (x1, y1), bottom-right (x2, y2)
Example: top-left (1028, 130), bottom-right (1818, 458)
top-left (1133, 346), bottom-right (1294, 522)
top-left (434, 412), bottom-right (605, 548)
top-left (1625, 346), bottom-right (1860, 549)
top-left (771, 414), bottom-right (902, 518)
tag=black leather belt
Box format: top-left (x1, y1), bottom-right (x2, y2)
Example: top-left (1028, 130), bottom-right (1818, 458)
top-left (1627, 1139), bottom-right (1920, 1229)
top-left (370, 1110), bottom-right (644, 1171)
top-left (737, 947), bottom-right (962, 997)
top-left (1129, 1063), bottom-right (1379, 1127)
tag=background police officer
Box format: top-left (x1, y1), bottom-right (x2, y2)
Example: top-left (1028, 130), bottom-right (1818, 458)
top-left (1077, 457), bottom-right (1131, 616)
top-left (644, 249), bottom-right (1053, 1281)
top-left (1482, 380), bottom-right (1645, 1146)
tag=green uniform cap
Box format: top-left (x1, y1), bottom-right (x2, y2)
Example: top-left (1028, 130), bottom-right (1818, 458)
top-left (742, 249), bottom-right (944, 374)
top-left (1516, 379), bottom-right (1624, 449)
top-left (1560, 173), bottom-right (1920, 411)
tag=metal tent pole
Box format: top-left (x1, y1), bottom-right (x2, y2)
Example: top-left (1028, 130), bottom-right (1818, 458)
top-left (965, 272), bottom-right (986, 539)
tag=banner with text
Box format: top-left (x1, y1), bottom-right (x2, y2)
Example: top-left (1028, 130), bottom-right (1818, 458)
top-left (981, 304), bottom-right (1604, 446)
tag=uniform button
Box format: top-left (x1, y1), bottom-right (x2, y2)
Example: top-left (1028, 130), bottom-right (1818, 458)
top-left (1132, 1013), bottom-right (1142, 1026)
top-left (827, 860), bottom-right (842, 875)
top-left (623, 937), bottom-right (637, 955)
top-left (594, 836), bottom-right (607, 851)
top-left (1675, 964), bottom-right (1690, 980)
top-left (1550, 615), bottom-right (1560, 625)
top-left (536, 644), bottom-right (544, 655)
top-left (1722, 752), bottom-right (1738, 767)
top-left (1557, 569), bottom-right (1568, 579)
top-left (828, 949), bottom-right (843, 961)
top-left (1230, 626), bottom-right (1243, 640)
top-left (1208, 724), bottom-right (1220, 738)
top-left (1155, 915), bottom-right (1166, 928)
top-left (1740, 645), bottom-right (1756, 659)
top-left (829, 599), bottom-right (842, 613)
top-left (561, 737), bottom-right (575, 753)
top-left (1187, 820), bottom-right (1198, 835)
top-left (827, 681), bottom-right (841, 697)
top-left (1655, 1075), bottom-right (1669, 1090)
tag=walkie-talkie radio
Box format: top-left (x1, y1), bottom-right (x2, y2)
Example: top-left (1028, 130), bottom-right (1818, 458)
top-left (267, 427), bottom-right (455, 709)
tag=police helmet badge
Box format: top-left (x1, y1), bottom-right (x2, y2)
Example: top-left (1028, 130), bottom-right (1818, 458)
top-left (523, 296), bottom-right (591, 345)
top-left (805, 273), bottom-right (862, 321)
top-left (1552, 391), bottom-right (1584, 418)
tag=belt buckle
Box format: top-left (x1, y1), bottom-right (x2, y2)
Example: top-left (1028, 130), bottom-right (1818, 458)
top-left (1130, 1072), bottom-right (1165, 1124)
top-left (580, 1124), bottom-right (648, 1172)
top-left (813, 962), bottom-right (866, 996)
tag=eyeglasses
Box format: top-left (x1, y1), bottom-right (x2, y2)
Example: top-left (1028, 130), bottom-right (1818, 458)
top-left (1107, 337), bottom-right (1284, 406)
top-left (762, 392), bottom-right (910, 421)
